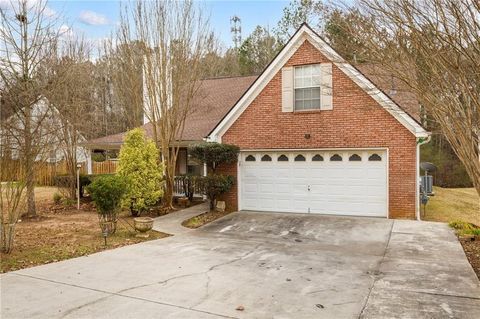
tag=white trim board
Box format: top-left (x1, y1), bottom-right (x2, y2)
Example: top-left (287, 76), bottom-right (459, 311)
top-left (207, 24), bottom-right (429, 142)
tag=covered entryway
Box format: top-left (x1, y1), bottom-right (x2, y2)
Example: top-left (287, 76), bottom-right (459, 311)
top-left (239, 150), bottom-right (388, 217)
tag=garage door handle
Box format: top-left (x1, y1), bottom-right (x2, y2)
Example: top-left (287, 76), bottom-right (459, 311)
top-left (308, 185), bottom-right (310, 191)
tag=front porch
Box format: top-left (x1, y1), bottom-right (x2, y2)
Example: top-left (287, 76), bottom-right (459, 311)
top-left (82, 141), bottom-right (206, 198)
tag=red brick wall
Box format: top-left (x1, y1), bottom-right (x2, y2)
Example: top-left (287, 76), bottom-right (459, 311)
top-left (220, 40), bottom-right (417, 219)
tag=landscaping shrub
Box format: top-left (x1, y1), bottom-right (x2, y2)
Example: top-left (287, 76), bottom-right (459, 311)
top-left (91, 152), bottom-right (106, 162)
top-left (198, 175), bottom-right (234, 210)
top-left (87, 175), bottom-right (127, 215)
top-left (189, 142), bottom-right (239, 173)
top-left (52, 192), bottom-right (62, 205)
top-left (448, 220), bottom-right (480, 235)
top-left (449, 220), bottom-right (475, 231)
top-left (189, 142), bottom-right (239, 210)
top-left (117, 128), bottom-right (164, 216)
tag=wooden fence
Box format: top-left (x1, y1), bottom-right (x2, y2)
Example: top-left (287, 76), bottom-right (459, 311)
top-left (92, 161), bottom-right (118, 175)
top-left (1, 160), bottom-right (118, 186)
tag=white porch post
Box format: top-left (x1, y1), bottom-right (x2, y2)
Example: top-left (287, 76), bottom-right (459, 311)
top-left (203, 162), bottom-right (207, 200)
top-left (87, 151), bottom-right (93, 175)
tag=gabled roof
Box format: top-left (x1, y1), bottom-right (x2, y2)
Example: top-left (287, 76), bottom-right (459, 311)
top-left (207, 23), bottom-right (429, 142)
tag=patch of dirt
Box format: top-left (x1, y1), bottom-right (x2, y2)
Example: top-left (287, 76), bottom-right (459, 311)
top-left (1, 198), bottom-right (170, 273)
top-left (460, 239), bottom-right (480, 280)
top-left (182, 210), bottom-right (232, 229)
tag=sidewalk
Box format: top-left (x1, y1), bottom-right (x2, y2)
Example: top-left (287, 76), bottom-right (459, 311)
top-left (152, 201), bottom-right (209, 235)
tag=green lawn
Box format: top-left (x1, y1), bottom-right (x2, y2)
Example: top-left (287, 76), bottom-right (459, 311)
top-left (422, 186), bottom-right (479, 226)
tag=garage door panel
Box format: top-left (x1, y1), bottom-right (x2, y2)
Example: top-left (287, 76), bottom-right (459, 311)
top-left (240, 150), bottom-right (387, 217)
top-left (258, 183), bottom-right (275, 193)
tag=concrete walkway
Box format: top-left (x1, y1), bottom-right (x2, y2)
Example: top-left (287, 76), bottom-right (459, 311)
top-left (152, 202), bottom-right (209, 235)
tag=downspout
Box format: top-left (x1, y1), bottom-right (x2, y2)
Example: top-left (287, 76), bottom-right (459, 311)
top-left (416, 135), bottom-right (432, 221)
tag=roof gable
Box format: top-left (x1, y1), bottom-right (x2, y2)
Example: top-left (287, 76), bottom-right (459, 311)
top-left (207, 24), bottom-right (429, 141)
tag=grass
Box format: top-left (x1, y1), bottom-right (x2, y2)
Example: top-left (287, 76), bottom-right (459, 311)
top-left (182, 209), bottom-right (231, 229)
top-left (422, 186), bottom-right (479, 226)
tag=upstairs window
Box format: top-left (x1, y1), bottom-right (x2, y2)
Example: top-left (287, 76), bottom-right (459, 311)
top-left (294, 64), bottom-right (321, 111)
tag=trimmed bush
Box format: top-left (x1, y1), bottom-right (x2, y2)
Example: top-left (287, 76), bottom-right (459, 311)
top-left (91, 153), bottom-right (106, 162)
top-left (87, 175), bottom-right (127, 215)
top-left (118, 128), bottom-right (164, 216)
top-left (189, 142), bottom-right (239, 173)
top-left (198, 175), bottom-right (234, 210)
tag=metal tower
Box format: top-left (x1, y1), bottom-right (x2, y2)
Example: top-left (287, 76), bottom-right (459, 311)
top-left (230, 15), bottom-right (242, 49)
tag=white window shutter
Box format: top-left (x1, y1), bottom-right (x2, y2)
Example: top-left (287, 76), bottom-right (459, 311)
top-left (282, 66), bottom-right (294, 112)
top-left (320, 63), bottom-right (333, 110)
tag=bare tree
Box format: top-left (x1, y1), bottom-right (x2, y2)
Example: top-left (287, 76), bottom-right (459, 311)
top-left (103, 40), bottom-right (145, 130)
top-left (343, 0), bottom-right (480, 197)
top-left (47, 36), bottom-right (94, 199)
top-left (0, 0), bottom-right (62, 216)
top-left (117, 0), bottom-right (213, 209)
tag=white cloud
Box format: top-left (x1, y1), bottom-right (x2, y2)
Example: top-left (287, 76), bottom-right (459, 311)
top-left (43, 5), bottom-right (56, 18)
top-left (0, 1), bottom-right (56, 18)
top-left (79, 10), bottom-right (109, 26)
top-left (59, 24), bottom-right (73, 38)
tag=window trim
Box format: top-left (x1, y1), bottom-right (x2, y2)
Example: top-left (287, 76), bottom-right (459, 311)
top-left (294, 64), bottom-right (321, 111)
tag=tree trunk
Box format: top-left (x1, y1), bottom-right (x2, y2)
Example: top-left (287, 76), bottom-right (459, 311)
top-left (24, 107), bottom-right (36, 217)
top-left (25, 158), bottom-right (36, 217)
top-left (163, 170), bottom-right (174, 209)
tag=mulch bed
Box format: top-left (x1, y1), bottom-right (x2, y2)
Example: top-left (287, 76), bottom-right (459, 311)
top-left (460, 239), bottom-right (480, 279)
top-left (182, 209), bottom-right (232, 229)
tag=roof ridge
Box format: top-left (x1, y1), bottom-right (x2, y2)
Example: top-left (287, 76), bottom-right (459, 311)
top-left (201, 74), bottom-right (258, 81)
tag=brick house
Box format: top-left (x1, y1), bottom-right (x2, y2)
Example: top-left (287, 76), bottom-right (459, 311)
top-left (86, 24), bottom-right (429, 220)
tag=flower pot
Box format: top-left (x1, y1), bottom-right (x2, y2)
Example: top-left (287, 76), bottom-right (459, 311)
top-left (134, 217), bottom-right (154, 238)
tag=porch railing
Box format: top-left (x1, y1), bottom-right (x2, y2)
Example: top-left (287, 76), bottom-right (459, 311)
top-left (173, 176), bottom-right (203, 197)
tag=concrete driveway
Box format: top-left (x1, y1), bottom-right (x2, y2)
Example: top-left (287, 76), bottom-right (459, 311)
top-left (2, 211), bottom-right (479, 318)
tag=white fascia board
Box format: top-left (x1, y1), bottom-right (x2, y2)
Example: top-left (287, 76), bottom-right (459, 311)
top-left (209, 25), bottom-right (429, 141)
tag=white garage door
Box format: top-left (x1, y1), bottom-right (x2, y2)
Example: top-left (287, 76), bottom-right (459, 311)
top-left (240, 150), bottom-right (388, 217)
